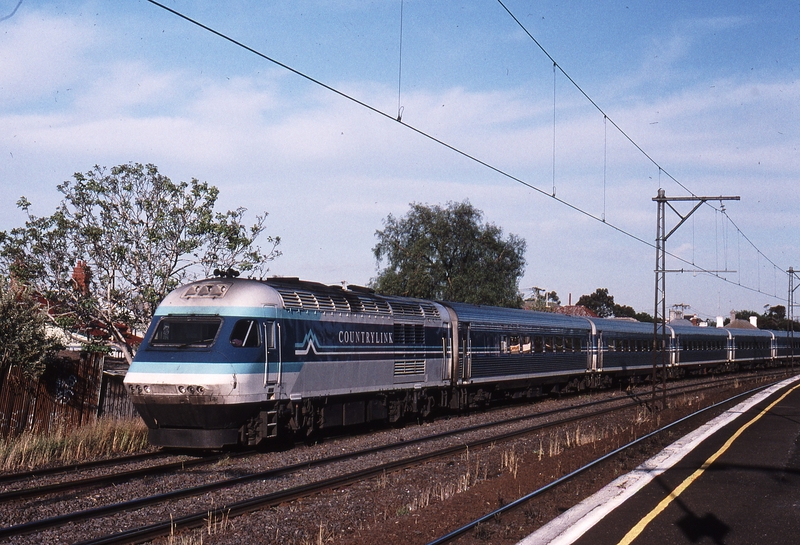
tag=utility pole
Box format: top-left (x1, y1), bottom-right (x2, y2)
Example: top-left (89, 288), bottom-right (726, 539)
top-left (789, 267), bottom-right (800, 372)
top-left (652, 189), bottom-right (740, 410)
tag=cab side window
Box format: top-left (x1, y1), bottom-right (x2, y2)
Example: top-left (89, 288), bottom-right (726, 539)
top-left (230, 319), bottom-right (260, 348)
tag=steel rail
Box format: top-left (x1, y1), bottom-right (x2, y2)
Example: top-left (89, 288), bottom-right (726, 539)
top-left (71, 375), bottom-right (786, 545)
top-left (424, 382), bottom-right (780, 544)
top-left (0, 369), bottom-right (786, 541)
top-left (0, 451), bottom-right (169, 485)
top-left (0, 451), bottom-right (249, 502)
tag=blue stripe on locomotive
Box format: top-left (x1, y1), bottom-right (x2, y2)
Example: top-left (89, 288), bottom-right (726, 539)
top-left (131, 305), bottom-right (440, 379)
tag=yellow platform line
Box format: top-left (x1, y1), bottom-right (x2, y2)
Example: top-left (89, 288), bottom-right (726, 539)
top-left (618, 382), bottom-right (800, 545)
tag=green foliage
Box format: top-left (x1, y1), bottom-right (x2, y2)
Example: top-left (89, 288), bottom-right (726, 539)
top-left (753, 306), bottom-right (800, 331)
top-left (576, 288), bottom-right (653, 321)
top-left (577, 288), bottom-right (616, 318)
top-left (612, 303), bottom-right (636, 319)
top-left (0, 163), bottom-right (281, 362)
top-left (632, 310), bottom-right (655, 323)
top-left (0, 276), bottom-right (63, 384)
top-left (371, 201), bottom-right (526, 307)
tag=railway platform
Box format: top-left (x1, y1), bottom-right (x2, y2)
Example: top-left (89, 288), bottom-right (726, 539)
top-left (519, 374), bottom-right (800, 545)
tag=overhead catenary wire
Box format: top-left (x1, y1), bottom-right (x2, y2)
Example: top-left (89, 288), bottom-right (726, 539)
top-left (144, 0), bottom-right (787, 303)
top-left (496, 0), bottom-right (787, 300)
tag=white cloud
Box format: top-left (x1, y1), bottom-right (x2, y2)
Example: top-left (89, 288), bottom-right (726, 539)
top-left (0, 10), bottom-right (99, 105)
top-left (0, 3), bottom-right (797, 318)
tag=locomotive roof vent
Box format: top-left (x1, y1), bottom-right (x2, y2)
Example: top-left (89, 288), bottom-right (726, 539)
top-left (386, 299), bottom-right (441, 319)
top-left (182, 282), bottom-right (232, 299)
top-left (269, 278), bottom-right (436, 319)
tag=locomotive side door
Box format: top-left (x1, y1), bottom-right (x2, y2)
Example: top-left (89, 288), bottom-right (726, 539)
top-left (263, 320), bottom-right (282, 387)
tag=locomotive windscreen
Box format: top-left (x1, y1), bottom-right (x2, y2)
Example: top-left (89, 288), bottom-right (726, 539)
top-left (149, 317), bottom-right (222, 348)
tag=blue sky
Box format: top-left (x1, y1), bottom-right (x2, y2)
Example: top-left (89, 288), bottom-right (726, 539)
top-left (1, 0), bottom-right (798, 320)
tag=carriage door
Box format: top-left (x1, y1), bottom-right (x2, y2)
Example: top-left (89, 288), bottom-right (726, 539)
top-left (263, 320), bottom-right (282, 389)
top-left (442, 321), bottom-right (454, 381)
top-left (770, 332), bottom-right (777, 360)
top-left (457, 322), bottom-right (472, 381)
top-left (592, 332), bottom-right (601, 372)
top-left (726, 331), bottom-right (734, 363)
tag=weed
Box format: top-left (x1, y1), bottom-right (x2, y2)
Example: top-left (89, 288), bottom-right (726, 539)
top-left (473, 522), bottom-right (491, 541)
top-left (205, 509), bottom-right (232, 536)
top-left (523, 504), bottom-right (540, 522)
top-left (501, 447), bottom-right (519, 478)
top-left (375, 469), bottom-right (388, 490)
top-left (0, 417), bottom-right (149, 471)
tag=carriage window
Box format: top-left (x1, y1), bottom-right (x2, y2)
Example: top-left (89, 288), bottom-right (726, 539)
top-left (230, 319), bottom-right (261, 348)
top-left (521, 336), bottom-right (532, 353)
top-left (534, 336), bottom-right (544, 353)
top-left (555, 337), bottom-right (564, 352)
top-left (565, 337), bottom-right (573, 352)
top-left (510, 335), bottom-right (521, 353)
top-left (545, 337), bottom-right (554, 352)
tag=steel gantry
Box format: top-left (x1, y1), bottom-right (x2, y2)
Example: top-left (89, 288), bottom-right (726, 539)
top-left (652, 189), bottom-right (740, 409)
top-left (789, 267), bottom-right (800, 371)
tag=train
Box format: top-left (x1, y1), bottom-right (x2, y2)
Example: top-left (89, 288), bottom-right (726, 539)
top-left (123, 274), bottom-right (799, 448)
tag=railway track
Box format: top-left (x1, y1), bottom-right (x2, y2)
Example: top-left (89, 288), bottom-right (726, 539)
top-left (423, 382), bottom-right (780, 544)
top-left (0, 451), bottom-right (168, 486)
top-left (0, 369), bottom-right (787, 544)
top-left (0, 450), bottom-right (251, 502)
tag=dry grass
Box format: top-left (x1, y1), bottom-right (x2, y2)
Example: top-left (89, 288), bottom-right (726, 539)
top-left (0, 417), bottom-right (150, 472)
top-left (501, 447), bottom-right (519, 479)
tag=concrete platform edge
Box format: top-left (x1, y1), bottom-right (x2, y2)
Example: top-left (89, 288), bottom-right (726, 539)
top-left (517, 376), bottom-right (800, 545)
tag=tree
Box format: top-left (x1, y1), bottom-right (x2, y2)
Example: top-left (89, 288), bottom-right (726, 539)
top-left (524, 288), bottom-right (560, 311)
top-left (0, 163), bottom-right (281, 363)
top-left (612, 303), bottom-right (637, 319)
top-left (371, 201), bottom-right (526, 307)
top-left (0, 276), bottom-right (62, 386)
top-left (760, 305), bottom-right (788, 330)
top-left (577, 288), bottom-right (616, 318)
top-left (612, 304), bottom-right (654, 323)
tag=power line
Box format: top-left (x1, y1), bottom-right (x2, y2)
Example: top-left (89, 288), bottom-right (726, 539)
top-left (144, 0), bottom-right (787, 303)
top-left (496, 0), bottom-right (789, 299)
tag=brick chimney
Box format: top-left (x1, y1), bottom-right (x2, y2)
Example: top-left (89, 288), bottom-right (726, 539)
top-left (72, 260), bottom-right (91, 295)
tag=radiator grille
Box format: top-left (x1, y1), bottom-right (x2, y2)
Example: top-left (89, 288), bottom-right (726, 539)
top-left (394, 360), bottom-right (425, 376)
